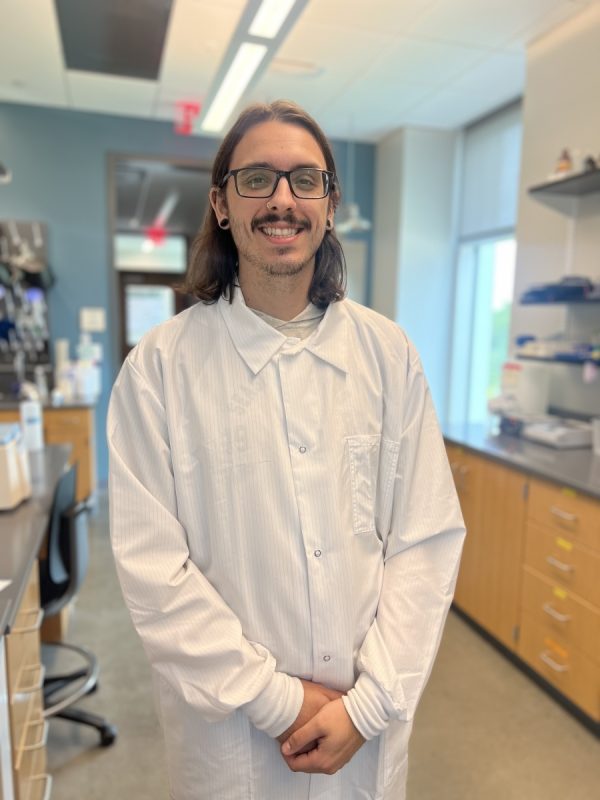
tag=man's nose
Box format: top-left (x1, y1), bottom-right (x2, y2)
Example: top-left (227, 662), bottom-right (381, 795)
top-left (268, 174), bottom-right (297, 210)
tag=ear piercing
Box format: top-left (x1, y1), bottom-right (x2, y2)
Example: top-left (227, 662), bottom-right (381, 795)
top-left (218, 218), bottom-right (230, 230)
top-left (326, 219), bottom-right (333, 230)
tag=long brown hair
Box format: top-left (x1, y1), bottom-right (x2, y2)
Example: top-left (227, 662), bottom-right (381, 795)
top-left (183, 100), bottom-right (346, 307)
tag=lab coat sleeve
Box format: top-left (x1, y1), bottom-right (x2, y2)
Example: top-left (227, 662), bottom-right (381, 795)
top-left (342, 346), bottom-right (466, 740)
top-left (108, 354), bottom-right (302, 738)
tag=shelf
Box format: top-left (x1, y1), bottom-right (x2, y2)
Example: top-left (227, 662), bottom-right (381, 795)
top-left (516, 354), bottom-right (600, 366)
top-left (520, 296), bottom-right (600, 305)
top-left (529, 169), bottom-right (600, 198)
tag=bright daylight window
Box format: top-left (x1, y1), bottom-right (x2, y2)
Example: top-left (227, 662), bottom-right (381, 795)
top-left (449, 236), bottom-right (516, 424)
top-left (447, 102), bottom-right (522, 426)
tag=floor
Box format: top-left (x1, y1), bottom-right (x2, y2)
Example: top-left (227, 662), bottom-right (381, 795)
top-left (46, 492), bottom-right (600, 799)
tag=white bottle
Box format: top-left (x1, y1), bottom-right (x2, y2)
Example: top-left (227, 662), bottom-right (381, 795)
top-left (19, 399), bottom-right (45, 452)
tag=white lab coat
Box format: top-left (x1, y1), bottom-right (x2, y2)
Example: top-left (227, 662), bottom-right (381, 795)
top-left (108, 290), bottom-right (465, 799)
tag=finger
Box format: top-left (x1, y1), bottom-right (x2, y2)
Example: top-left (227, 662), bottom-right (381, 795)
top-left (284, 747), bottom-right (324, 774)
top-left (282, 718), bottom-right (322, 756)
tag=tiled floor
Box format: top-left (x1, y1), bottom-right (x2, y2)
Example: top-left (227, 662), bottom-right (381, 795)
top-left (46, 493), bottom-right (599, 799)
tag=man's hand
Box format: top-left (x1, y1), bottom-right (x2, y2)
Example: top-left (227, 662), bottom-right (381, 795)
top-left (277, 680), bottom-right (342, 754)
top-left (281, 697), bottom-right (365, 774)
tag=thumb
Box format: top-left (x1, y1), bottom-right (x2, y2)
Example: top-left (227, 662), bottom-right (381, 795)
top-left (282, 716), bottom-right (322, 756)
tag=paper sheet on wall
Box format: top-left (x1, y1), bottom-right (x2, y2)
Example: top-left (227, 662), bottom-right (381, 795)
top-left (0, 579), bottom-right (12, 592)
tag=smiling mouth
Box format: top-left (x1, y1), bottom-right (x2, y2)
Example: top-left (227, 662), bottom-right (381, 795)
top-left (260, 225), bottom-right (302, 239)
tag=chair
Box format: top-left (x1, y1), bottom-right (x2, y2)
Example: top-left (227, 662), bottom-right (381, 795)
top-left (39, 464), bottom-right (117, 747)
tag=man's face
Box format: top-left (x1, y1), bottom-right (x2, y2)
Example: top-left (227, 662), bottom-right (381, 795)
top-left (212, 120), bottom-right (333, 282)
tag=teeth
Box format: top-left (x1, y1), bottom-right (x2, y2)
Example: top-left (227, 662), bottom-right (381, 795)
top-left (263, 227), bottom-right (297, 237)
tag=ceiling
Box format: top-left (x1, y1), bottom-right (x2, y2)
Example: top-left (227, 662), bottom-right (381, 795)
top-left (0, 0), bottom-right (597, 143)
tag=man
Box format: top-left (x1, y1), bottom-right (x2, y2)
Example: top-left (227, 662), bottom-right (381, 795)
top-left (108, 99), bottom-right (465, 800)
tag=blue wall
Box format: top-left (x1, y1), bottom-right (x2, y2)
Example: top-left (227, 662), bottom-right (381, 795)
top-left (0, 102), bottom-right (374, 484)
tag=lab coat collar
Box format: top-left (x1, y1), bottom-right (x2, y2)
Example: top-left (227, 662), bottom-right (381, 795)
top-left (218, 287), bottom-right (348, 375)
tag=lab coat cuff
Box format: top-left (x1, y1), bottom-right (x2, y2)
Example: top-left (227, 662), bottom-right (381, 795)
top-left (343, 672), bottom-right (392, 740)
top-left (242, 673), bottom-right (303, 738)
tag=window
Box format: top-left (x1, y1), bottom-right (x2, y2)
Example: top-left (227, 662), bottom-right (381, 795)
top-left (449, 236), bottom-right (516, 424)
top-left (448, 102), bottom-right (522, 425)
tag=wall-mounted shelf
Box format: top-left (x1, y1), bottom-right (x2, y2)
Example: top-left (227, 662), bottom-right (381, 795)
top-left (520, 296), bottom-right (600, 305)
top-left (516, 354), bottom-right (600, 366)
top-left (529, 169), bottom-right (600, 198)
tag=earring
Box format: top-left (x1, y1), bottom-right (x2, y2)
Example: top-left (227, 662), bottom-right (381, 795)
top-left (218, 218), bottom-right (230, 230)
top-left (326, 219), bottom-right (333, 230)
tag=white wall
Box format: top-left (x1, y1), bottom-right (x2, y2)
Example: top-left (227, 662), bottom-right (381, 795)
top-left (511, 4), bottom-right (600, 416)
top-left (372, 128), bottom-right (460, 420)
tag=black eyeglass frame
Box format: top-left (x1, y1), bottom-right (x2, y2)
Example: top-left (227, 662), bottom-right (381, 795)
top-left (219, 167), bottom-right (336, 199)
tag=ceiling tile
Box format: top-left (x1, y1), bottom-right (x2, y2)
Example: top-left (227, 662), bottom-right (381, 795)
top-left (409, 0), bottom-right (570, 48)
top-left (362, 36), bottom-right (488, 88)
top-left (157, 0), bottom-right (243, 96)
top-left (297, 0), bottom-right (439, 35)
top-left (66, 72), bottom-right (158, 117)
top-left (504, 0), bottom-right (590, 51)
top-left (403, 52), bottom-right (525, 128)
top-left (0, 0), bottom-right (68, 106)
top-left (245, 23), bottom-right (394, 113)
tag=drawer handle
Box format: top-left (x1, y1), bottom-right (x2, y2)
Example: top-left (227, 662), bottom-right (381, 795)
top-left (22, 719), bottom-right (49, 751)
top-left (15, 663), bottom-right (45, 695)
top-left (539, 650), bottom-right (569, 673)
top-left (546, 555), bottom-right (574, 573)
top-left (542, 603), bottom-right (571, 623)
top-left (549, 506), bottom-right (577, 523)
top-left (12, 609), bottom-right (43, 634)
top-left (28, 774), bottom-right (53, 800)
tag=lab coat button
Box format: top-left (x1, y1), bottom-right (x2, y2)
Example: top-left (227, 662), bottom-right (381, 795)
top-left (314, 549), bottom-right (322, 558)
top-left (299, 446), bottom-right (307, 453)
top-left (323, 654), bottom-right (331, 662)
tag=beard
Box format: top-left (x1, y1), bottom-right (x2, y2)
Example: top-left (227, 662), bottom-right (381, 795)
top-left (233, 218), bottom-right (322, 278)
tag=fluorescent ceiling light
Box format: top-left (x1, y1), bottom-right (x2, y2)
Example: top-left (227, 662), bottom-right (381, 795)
top-left (201, 42), bottom-right (268, 133)
top-left (249, 0), bottom-right (297, 39)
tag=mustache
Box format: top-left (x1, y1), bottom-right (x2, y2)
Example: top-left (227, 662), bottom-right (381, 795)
top-left (251, 212), bottom-right (310, 231)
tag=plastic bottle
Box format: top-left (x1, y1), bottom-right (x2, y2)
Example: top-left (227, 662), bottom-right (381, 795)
top-left (19, 399), bottom-right (45, 451)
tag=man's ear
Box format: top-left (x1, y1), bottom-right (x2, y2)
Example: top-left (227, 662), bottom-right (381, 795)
top-left (209, 186), bottom-right (227, 219)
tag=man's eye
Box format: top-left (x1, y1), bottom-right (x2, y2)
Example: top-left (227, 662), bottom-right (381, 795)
top-left (294, 172), bottom-right (318, 188)
top-left (241, 171), bottom-right (270, 188)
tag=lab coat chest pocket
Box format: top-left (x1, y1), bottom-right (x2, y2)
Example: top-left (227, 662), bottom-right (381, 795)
top-left (346, 435), bottom-right (400, 536)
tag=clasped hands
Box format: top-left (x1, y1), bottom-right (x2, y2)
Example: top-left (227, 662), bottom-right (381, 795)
top-left (276, 679), bottom-right (365, 775)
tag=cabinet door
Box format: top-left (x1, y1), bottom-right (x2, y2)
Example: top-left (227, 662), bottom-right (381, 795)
top-left (43, 408), bottom-right (95, 501)
top-left (477, 460), bottom-right (527, 650)
top-left (447, 446), bottom-right (485, 618)
top-left (447, 445), bottom-right (527, 651)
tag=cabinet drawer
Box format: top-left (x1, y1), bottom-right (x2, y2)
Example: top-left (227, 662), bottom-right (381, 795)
top-left (16, 728), bottom-right (47, 800)
top-left (43, 407), bottom-right (91, 436)
top-left (524, 522), bottom-right (600, 606)
top-left (519, 612), bottom-right (599, 721)
top-left (6, 609), bottom-right (43, 692)
top-left (528, 478), bottom-right (600, 552)
top-left (521, 566), bottom-right (600, 664)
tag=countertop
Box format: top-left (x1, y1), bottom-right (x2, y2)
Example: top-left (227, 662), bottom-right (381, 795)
top-left (444, 422), bottom-right (600, 501)
top-left (0, 398), bottom-right (96, 411)
top-left (0, 445), bottom-right (71, 634)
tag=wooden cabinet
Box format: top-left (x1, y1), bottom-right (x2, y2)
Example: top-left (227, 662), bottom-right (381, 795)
top-left (5, 561), bottom-right (51, 800)
top-left (0, 406), bottom-right (96, 502)
top-left (446, 445), bottom-right (486, 620)
top-left (447, 444), bottom-right (600, 725)
top-left (518, 476), bottom-right (600, 722)
top-left (447, 446), bottom-right (527, 651)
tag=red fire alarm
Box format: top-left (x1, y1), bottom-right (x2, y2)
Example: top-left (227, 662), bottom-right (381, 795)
top-left (175, 101), bottom-right (201, 135)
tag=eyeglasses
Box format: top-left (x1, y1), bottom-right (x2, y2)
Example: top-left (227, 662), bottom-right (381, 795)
top-left (220, 167), bottom-right (335, 199)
